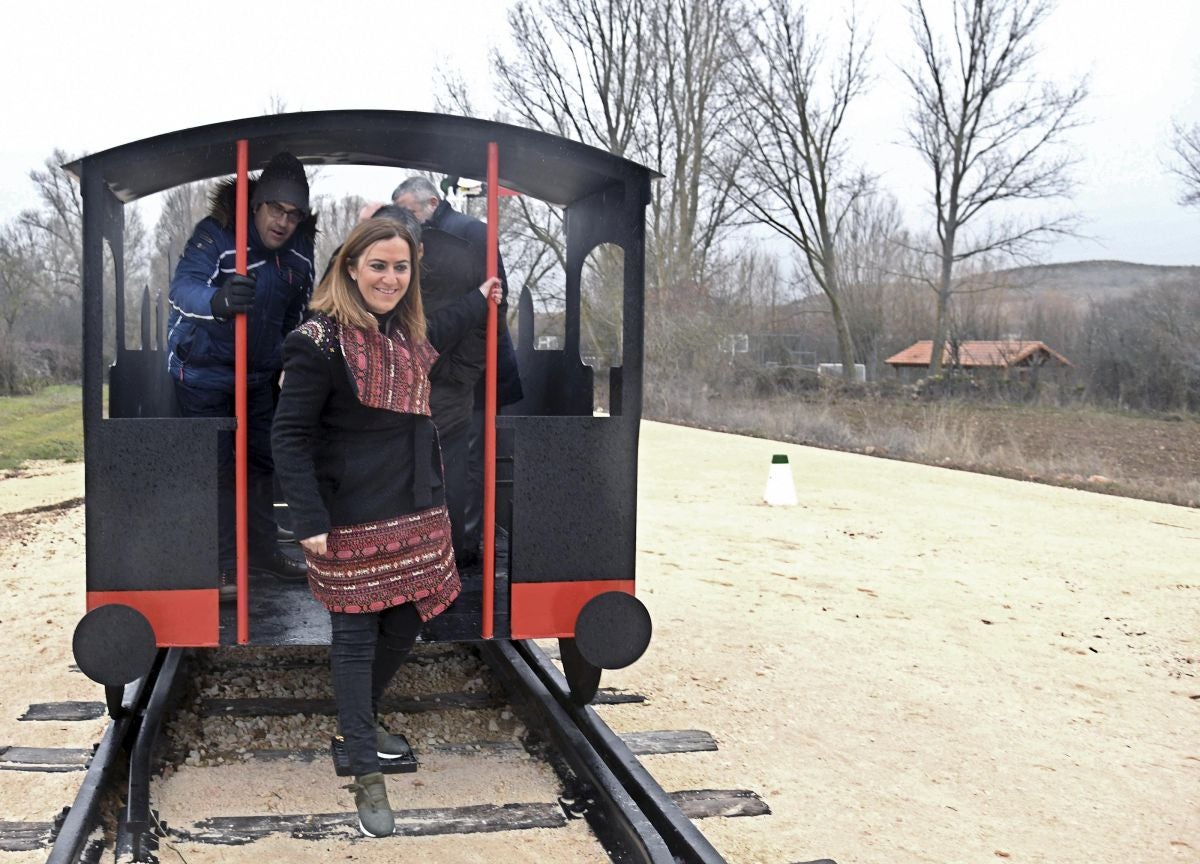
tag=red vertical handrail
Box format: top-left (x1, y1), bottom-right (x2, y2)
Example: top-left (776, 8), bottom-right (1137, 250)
top-left (234, 140), bottom-right (250, 645)
top-left (482, 142), bottom-right (499, 640)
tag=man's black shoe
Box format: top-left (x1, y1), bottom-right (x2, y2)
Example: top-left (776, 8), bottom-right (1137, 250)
top-left (218, 569), bottom-right (238, 602)
top-left (249, 548), bottom-right (308, 582)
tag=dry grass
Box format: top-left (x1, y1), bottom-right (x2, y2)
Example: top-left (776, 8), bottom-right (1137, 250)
top-left (647, 381), bottom-right (1200, 508)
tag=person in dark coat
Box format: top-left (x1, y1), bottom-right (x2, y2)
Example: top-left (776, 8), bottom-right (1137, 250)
top-left (271, 217), bottom-right (501, 837)
top-left (391, 176), bottom-right (522, 566)
top-left (167, 152), bottom-right (314, 593)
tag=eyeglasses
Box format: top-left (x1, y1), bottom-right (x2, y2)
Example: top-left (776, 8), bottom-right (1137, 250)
top-left (264, 201), bottom-right (306, 225)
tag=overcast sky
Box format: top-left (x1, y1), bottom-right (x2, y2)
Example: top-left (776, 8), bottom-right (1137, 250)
top-left (1, 0), bottom-right (1197, 266)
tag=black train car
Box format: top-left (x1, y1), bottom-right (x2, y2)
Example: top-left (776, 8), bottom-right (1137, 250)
top-left (66, 111), bottom-right (657, 706)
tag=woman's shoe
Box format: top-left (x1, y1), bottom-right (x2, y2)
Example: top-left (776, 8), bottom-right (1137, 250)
top-left (218, 569), bottom-right (237, 602)
top-left (375, 720), bottom-right (411, 759)
top-left (345, 771), bottom-right (394, 837)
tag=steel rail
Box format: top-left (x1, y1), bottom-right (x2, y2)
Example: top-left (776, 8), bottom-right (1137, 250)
top-left (117, 648), bottom-right (186, 861)
top-left (45, 660), bottom-right (160, 864)
top-left (50, 641), bottom-right (705, 863)
top-left (514, 640), bottom-right (729, 864)
top-left (480, 639), bottom-right (676, 864)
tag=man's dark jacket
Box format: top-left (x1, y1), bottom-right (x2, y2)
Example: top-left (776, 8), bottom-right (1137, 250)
top-left (421, 200), bottom-right (522, 431)
top-left (167, 179), bottom-right (317, 391)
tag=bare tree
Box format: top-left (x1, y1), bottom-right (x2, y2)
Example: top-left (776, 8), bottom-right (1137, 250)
top-left (498, 196), bottom-right (568, 313)
top-left (20, 149), bottom-right (84, 304)
top-left (491, 0), bottom-right (742, 310)
top-left (121, 204), bottom-right (152, 350)
top-left (152, 181), bottom-right (213, 292)
top-left (729, 0), bottom-right (873, 379)
top-left (1085, 283), bottom-right (1200, 411)
top-left (837, 190), bottom-right (911, 374)
top-left (489, 0), bottom-right (652, 337)
top-left (0, 220), bottom-right (42, 392)
top-left (493, 0), bottom-right (651, 157)
top-left (644, 0), bottom-right (743, 308)
top-left (1169, 120), bottom-right (1200, 209)
top-left (13, 150), bottom-right (87, 374)
top-left (311, 193), bottom-right (366, 278)
top-left (903, 0), bottom-right (1087, 374)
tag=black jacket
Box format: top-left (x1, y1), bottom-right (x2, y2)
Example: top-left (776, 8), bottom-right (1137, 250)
top-left (421, 200), bottom-right (522, 429)
top-left (271, 291), bottom-right (489, 542)
top-left (167, 179), bottom-right (317, 391)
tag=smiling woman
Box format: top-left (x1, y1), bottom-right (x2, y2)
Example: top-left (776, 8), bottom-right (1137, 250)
top-left (271, 215), bottom-right (501, 834)
top-left (309, 218), bottom-right (426, 337)
top-left (348, 236), bottom-right (413, 315)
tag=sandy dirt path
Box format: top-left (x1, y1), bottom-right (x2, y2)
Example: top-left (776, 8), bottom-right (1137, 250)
top-left (1, 421), bottom-right (1198, 863)
top-left (600, 421), bottom-right (1199, 863)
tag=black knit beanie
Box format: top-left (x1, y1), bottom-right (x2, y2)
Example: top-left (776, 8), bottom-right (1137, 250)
top-left (251, 152), bottom-right (310, 212)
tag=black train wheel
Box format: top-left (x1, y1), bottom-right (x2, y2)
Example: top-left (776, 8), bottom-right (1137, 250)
top-left (562, 591), bottom-right (654, 705)
top-left (574, 591), bottom-right (652, 670)
top-left (72, 604), bottom-right (158, 697)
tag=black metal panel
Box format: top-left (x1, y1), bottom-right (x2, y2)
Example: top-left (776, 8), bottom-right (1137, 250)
top-left (507, 347), bottom-right (594, 417)
top-left (63, 111), bottom-right (659, 208)
top-left (504, 416), bottom-right (637, 584)
top-left (87, 419), bottom-right (229, 592)
top-left (108, 350), bottom-right (180, 419)
top-left (609, 366), bottom-right (624, 417)
top-left (110, 283), bottom-right (180, 419)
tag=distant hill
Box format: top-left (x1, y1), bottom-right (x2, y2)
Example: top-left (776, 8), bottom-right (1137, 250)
top-left (996, 260), bottom-right (1200, 302)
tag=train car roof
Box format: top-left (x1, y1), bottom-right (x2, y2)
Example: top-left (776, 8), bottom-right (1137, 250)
top-left (63, 110), bottom-right (659, 207)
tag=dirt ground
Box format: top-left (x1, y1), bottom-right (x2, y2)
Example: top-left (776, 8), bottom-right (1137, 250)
top-left (1, 424), bottom-right (1198, 863)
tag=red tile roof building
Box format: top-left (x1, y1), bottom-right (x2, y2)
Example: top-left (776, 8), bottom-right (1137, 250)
top-left (885, 340), bottom-right (1071, 370)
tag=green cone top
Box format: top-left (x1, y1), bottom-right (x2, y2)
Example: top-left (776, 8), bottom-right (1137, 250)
top-left (771, 454), bottom-right (789, 464)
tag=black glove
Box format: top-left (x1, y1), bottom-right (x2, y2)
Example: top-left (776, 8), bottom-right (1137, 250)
top-left (210, 273), bottom-right (256, 319)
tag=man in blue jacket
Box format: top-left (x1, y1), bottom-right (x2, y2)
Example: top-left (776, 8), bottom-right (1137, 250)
top-left (167, 152), bottom-right (314, 595)
top-left (392, 176), bottom-right (522, 566)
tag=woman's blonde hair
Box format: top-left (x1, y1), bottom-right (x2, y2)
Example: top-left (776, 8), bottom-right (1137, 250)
top-left (309, 218), bottom-right (426, 341)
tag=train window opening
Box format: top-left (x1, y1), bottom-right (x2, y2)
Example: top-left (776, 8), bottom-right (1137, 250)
top-left (524, 274), bottom-right (567, 355)
top-left (102, 240), bottom-right (119, 365)
top-left (494, 196), bottom-right (566, 358)
top-left (580, 243), bottom-right (624, 416)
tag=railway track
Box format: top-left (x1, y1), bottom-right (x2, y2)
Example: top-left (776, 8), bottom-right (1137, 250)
top-left (16, 640), bottom-right (780, 863)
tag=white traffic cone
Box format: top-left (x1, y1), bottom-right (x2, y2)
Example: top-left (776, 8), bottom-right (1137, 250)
top-left (763, 454), bottom-right (797, 506)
